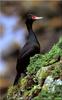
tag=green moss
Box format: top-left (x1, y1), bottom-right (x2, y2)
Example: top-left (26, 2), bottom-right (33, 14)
top-left (52, 64), bottom-right (61, 79)
top-left (7, 37), bottom-right (62, 100)
top-left (36, 67), bottom-right (49, 84)
top-left (33, 85), bottom-right (62, 100)
top-left (7, 85), bottom-right (19, 100)
top-left (27, 37), bottom-right (62, 74)
top-left (18, 76), bottom-right (28, 90)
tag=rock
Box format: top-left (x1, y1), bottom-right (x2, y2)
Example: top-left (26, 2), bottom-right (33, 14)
top-left (6, 37), bottom-right (62, 100)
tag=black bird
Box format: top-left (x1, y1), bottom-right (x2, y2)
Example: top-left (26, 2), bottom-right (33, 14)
top-left (14, 13), bottom-right (43, 85)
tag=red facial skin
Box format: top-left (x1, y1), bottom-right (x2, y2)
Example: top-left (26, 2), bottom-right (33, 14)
top-left (32, 16), bottom-right (37, 20)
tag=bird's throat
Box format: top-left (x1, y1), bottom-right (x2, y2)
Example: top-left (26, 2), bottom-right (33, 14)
top-left (26, 22), bottom-right (32, 32)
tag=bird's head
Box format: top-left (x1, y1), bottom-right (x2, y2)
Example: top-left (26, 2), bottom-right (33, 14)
top-left (23, 12), bottom-right (43, 25)
top-left (26, 13), bottom-right (43, 23)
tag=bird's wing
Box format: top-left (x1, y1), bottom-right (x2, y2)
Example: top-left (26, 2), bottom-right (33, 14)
top-left (16, 42), bottom-right (38, 72)
top-left (14, 42), bottom-right (40, 85)
top-left (18, 42), bottom-right (40, 61)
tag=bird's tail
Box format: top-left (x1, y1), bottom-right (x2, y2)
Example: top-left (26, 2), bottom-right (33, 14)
top-left (14, 73), bottom-right (20, 85)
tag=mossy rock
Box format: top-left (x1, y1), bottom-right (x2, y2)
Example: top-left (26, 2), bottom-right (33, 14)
top-left (27, 37), bottom-right (62, 75)
top-left (6, 37), bottom-right (62, 100)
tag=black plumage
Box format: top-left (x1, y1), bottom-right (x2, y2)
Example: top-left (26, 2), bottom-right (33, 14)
top-left (14, 13), bottom-right (42, 85)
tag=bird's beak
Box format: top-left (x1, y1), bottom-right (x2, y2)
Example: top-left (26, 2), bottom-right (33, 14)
top-left (34, 17), bottom-right (43, 20)
top-left (32, 16), bottom-right (43, 20)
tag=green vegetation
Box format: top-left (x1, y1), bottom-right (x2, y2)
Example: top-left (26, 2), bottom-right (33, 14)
top-left (7, 37), bottom-right (62, 100)
top-left (27, 37), bottom-right (62, 74)
top-left (33, 85), bottom-right (62, 100)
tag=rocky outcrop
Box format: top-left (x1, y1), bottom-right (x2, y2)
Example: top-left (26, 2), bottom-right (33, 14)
top-left (7, 37), bottom-right (62, 100)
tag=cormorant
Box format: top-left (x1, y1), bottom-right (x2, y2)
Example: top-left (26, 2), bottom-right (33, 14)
top-left (14, 13), bottom-right (43, 85)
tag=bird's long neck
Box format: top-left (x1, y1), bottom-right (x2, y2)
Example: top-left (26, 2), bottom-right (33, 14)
top-left (26, 22), bottom-right (39, 43)
top-left (26, 21), bottom-right (32, 31)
